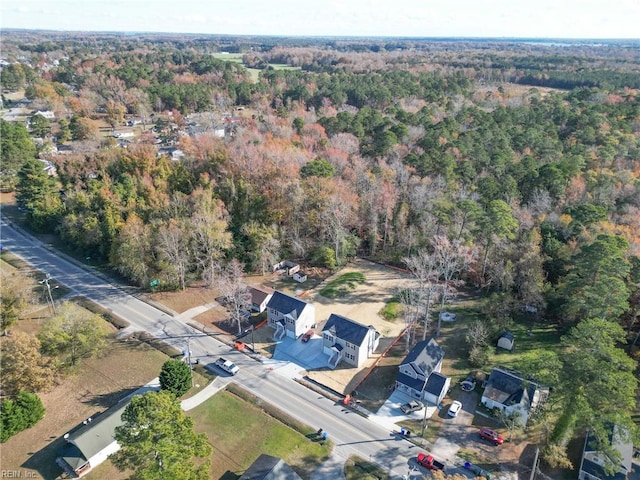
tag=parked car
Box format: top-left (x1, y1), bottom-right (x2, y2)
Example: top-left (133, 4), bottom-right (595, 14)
top-left (214, 357), bottom-right (239, 375)
top-left (447, 400), bottom-right (462, 417)
top-left (479, 427), bottom-right (504, 445)
top-left (400, 400), bottom-right (424, 414)
top-left (416, 453), bottom-right (445, 471)
top-left (301, 329), bottom-right (314, 342)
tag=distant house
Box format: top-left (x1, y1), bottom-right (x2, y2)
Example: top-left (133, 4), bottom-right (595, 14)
top-left (272, 260), bottom-right (300, 276)
top-left (395, 338), bottom-right (448, 404)
top-left (239, 454), bottom-right (303, 480)
top-left (266, 291), bottom-right (315, 340)
top-left (56, 397), bottom-right (133, 477)
top-left (497, 332), bottom-right (515, 351)
top-left (578, 425), bottom-right (634, 480)
top-left (480, 366), bottom-right (548, 425)
top-left (34, 110), bottom-right (55, 119)
top-left (322, 313), bottom-right (380, 369)
top-left (249, 285), bottom-right (274, 313)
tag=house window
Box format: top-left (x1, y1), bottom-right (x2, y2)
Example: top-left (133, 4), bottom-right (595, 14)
top-left (346, 353), bottom-right (355, 361)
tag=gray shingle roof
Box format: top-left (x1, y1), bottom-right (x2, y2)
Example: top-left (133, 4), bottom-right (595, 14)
top-left (400, 338), bottom-right (444, 377)
top-left (425, 372), bottom-right (448, 397)
top-left (322, 313), bottom-right (375, 346)
top-left (267, 291), bottom-right (308, 318)
top-left (482, 367), bottom-right (536, 408)
top-left (239, 454), bottom-right (303, 480)
top-left (63, 396), bottom-right (132, 464)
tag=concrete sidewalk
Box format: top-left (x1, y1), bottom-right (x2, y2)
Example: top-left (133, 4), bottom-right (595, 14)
top-left (181, 377), bottom-right (229, 411)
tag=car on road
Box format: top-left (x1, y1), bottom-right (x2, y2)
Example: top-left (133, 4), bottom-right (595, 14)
top-left (400, 400), bottom-right (424, 414)
top-left (301, 329), bottom-right (314, 342)
top-left (479, 427), bottom-right (504, 445)
top-left (447, 400), bottom-right (462, 417)
top-left (214, 357), bottom-right (239, 375)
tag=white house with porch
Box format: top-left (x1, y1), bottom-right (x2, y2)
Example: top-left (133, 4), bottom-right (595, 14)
top-left (266, 291), bottom-right (314, 340)
top-left (395, 338), bottom-right (447, 404)
top-left (321, 314), bottom-right (380, 369)
top-left (480, 366), bottom-right (548, 426)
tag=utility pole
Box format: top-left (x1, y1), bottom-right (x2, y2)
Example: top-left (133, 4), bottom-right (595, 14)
top-left (40, 273), bottom-right (57, 316)
top-left (420, 374), bottom-right (430, 438)
top-left (185, 337), bottom-right (194, 387)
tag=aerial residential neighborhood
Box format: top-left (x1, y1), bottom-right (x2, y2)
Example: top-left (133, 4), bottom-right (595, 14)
top-left (1, 10), bottom-right (640, 480)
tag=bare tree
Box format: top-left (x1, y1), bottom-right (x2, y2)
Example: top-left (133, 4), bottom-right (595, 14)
top-left (189, 190), bottom-right (232, 286)
top-left (217, 259), bottom-right (252, 335)
top-left (433, 236), bottom-right (475, 334)
top-left (157, 219), bottom-right (190, 291)
top-left (399, 288), bottom-right (422, 352)
top-left (404, 249), bottom-right (441, 340)
top-left (466, 320), bottom-right (490, 348)
top-left (1, 268), bottom-right (36, 336)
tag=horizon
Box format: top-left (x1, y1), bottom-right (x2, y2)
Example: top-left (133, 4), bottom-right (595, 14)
top-left (2, 0), bottom-right (640, 40)
top-left (3, 27), bottom-right (639, 44)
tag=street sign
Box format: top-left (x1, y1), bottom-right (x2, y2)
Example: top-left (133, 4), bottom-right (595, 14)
top-left (149, 279), bottom-right (159, 287)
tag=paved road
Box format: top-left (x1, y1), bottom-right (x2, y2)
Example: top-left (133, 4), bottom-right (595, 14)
top-left (3, 219), bottom-right (454, 479)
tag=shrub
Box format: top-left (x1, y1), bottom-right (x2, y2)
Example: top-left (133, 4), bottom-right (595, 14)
top-left (468, 344), bottom-right (491, 368)
top-left (159, 359), bottom-right (192, 397)
top-left (1, 391), bottom-right (45, 442)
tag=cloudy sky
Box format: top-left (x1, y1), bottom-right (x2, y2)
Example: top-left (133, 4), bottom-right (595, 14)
top-left (2, 0), bottom-right (639, 39)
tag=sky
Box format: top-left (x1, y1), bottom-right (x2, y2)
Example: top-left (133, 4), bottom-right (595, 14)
top-left (1, 0), bottom-right (639, 39)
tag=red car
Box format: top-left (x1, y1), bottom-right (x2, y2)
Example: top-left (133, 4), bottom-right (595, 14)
top-left (479, 428), bottom-right (504, 445)
top-left (301, 329), bottom-right (314, 342)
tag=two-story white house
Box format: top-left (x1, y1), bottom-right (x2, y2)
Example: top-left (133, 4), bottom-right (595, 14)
top-left (322, 314), bottom-right (380, 369)
top-left (266, 291), bottom-right (315, 340)
top-left (395, 338), bottom-right (448, 404)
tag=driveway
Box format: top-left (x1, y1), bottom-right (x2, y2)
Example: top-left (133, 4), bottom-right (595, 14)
top-left (431, 389), bottom-right (479, 463)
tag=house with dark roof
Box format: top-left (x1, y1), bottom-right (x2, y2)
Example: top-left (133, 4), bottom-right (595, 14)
top-left (266, 291), bottom-right (315, 340)
top-left (56, 396), bottom-right (133, 477)
top-left (249, 285), bottom-right (274, 313)
top-left (578, 425), bottom-right (634, 480)
top-left (480, 366), bottom-right (548, 425)
top-left (239, 454), bottom-right (303, 480)
top-left (423, 372), bottom-right (451, 406)
top-left (322, 313), bottom-right (380, 368)
top-left (395, 338), bottom-right (449, 404)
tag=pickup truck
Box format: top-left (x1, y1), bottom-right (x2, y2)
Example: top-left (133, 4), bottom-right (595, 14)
top-left (416, 453), bottom-right (445, 471)
top-left (214, 357), bottom-right (239, 375)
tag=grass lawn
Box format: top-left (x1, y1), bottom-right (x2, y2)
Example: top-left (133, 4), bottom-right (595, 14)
top-left (319, 272), bottom-right (366, 298)
top-left (344, 455), bottom-right (390, 480)
top-left (0, 335), bottom-right (170, 479)
top-left (378, 295), bottom-right (401, 321)
top-left (189, 389), bottom-right (330, 480)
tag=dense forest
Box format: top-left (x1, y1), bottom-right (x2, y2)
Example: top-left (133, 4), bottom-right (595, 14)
top-left (1, 31), bottom-right (639, 470)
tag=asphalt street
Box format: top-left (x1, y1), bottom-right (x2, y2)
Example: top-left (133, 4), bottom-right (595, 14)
top-left (0, 218), bottom-right (469, 479)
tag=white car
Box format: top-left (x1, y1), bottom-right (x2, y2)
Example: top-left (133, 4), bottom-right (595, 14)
top-left (448, 400), bottom-right (462, 417)
top-left (214, 357), bottom-right (239, 375)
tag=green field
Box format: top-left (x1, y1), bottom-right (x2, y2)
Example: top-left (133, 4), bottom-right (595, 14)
top-left (190, 389), bottom-right (330, 479)
top-left (319, 272), bottom-right (366, 298)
